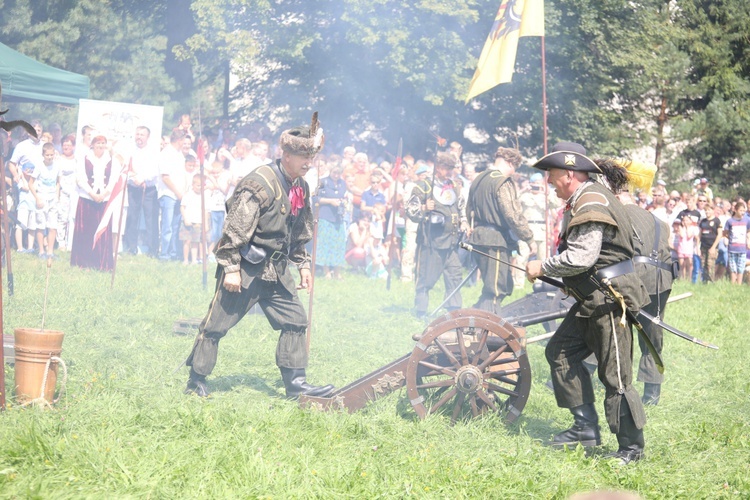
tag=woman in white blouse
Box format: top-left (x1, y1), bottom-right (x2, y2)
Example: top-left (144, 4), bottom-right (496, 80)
top-left (70, 135), bottom-right (119, 271)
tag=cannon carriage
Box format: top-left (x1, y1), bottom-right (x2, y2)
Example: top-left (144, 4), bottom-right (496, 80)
top-left (299, 283), bottom-right (575, 424)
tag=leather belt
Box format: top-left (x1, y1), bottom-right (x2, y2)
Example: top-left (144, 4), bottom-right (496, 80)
top-left (569, 259), bottom-right (636, 300)
top-left (633, 255), bottom-right (673, 273)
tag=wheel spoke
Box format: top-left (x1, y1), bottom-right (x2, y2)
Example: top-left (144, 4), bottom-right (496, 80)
top-left (451, 392), bottom-right (466, 425)
top-left (488, 374), bottom-right (520, 386)
top-left (487, 355), bottom-right (520, 367)
top-left (469, 394), bottom-right (480, 417)
top-left (475, 389), bottom-right (499, 412)
top-left (428, 387), bottom-right (457, 415)
top-left (433, 337), bottom-right (461, 367)
top-left (486, 381), bottom-right (520, 398)
top-left (418, 360), bottom-right (456, 377)
top-left (416, 378), bottom-right (455, 390)
top-left (486, 367), bottom-right (522, 377)
top-left (470, 329), bottom-right (490, 365)
top-left (455, 328), bottom-right (469, 365)
top-left (477, 344), bottom-right (509, 371)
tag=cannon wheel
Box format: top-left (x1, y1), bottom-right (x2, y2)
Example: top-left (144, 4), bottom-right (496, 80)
top-left (406, 309), bottom-right (531, 425)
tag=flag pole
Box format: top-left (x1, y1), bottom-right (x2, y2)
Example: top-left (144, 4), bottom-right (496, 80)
top-left (541, 35), bottom-right (552, 259)
top-left (111, 160), bottom-right (130, 288)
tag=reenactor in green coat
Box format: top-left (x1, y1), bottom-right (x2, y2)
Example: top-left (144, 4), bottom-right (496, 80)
top-left (184, 122), bottom-right (334, 400)
top-left (405, 152), bottom-right (467, 317)
top-left (466, 147), bottom-right (535, 314)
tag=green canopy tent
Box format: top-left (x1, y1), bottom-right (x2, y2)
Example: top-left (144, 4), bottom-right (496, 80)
top-left (0, 42), bottom-right (89, 105)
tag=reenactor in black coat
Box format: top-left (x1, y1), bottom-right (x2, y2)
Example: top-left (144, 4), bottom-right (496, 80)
top-left (526, 143), bottom-right (650, 465)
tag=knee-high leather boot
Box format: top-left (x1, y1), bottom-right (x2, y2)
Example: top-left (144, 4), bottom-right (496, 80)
top-left (607, 399), bottom-right (645, 465)
top-left (184, 368), bottom-right (210, 398)
top-left (280, 367), bottom-right (335, 399)
top-left (551, 403), bottom-right (601, 448)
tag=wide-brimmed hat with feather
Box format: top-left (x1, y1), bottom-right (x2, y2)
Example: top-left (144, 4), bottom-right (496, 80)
top-left (531, 141), bottom-right (601, 173)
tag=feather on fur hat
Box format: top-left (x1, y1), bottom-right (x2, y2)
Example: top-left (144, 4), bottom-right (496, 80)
top-left (279, 112), bottom-right (325, 157)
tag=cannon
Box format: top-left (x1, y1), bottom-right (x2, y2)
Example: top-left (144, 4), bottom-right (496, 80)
top-left (299, 283), bottom-right (574, 424)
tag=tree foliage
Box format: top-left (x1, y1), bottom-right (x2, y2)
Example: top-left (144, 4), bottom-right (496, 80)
top-left (1, 0), bottom-right (749, 193)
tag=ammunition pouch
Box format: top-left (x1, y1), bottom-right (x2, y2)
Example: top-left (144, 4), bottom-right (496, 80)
top-left (240, 243), bottom-right (287, 265)
top-left (428, 212), bottom-right (445, 226)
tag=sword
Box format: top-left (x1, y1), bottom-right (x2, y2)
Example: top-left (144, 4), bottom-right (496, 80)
top-left (637, 309), bottom-right (718, 350)
top-left (428, 264), bottom-right (478, 317)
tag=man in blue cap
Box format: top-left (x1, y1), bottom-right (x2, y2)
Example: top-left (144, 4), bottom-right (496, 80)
top-left (525, 142), bottom-right (649, 465)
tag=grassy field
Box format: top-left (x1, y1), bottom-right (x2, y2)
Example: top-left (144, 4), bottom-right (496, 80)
top-left (0, 252), bottom-right (748, 499)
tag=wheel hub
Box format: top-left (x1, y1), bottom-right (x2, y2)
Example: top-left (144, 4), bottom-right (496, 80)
top-left (455, 365), bottom-right (484, 394)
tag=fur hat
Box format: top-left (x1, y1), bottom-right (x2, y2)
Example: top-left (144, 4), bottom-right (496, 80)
top-left (531, 141), bottom-right (600, 173)
top-left (279, 113), bottom-right (325, 157)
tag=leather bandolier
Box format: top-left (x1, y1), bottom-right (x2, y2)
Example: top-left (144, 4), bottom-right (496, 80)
top-left (557, 182), bottom-right (649, 318)
top-left (411, 179), bottom-right (461, 250)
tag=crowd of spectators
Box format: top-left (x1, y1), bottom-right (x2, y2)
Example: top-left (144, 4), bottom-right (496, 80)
top-left (2, 115), bottom-right (750, 286)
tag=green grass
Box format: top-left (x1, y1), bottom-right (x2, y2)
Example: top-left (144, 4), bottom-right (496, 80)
top-left (1, 252), bottom-right (749, 498)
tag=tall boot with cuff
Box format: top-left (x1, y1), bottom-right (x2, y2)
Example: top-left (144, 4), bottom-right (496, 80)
top-left (606, 399), bottom-right (645, 465)
top-left (280, 367), bottom-right (335, 400)
top-left (185, 368), bottom-right (211, 398)
top-left (551, 403), bottom-right (602, 448)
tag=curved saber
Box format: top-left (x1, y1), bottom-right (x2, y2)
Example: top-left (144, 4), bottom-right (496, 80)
top-left (637, 309), bottom-right (718, 350)
top-left (459, 241), bottom-right (718, 351)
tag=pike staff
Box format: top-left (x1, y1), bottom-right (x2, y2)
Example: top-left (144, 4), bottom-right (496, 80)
top-left (197, 103), bottom-right (208, 289)
top-left (386, 138), bottom-right (403, 290)
top-left (0, 84), bottom-right (37, 410)
top-left (110, 158), bottom-right (130, 288)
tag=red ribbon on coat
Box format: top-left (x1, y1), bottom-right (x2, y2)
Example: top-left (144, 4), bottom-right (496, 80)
top-left (289, 185), bottom-right (305, 216)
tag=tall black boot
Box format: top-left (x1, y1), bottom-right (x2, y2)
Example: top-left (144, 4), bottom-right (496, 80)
top-left (642, 383), bottom-right (661, 406)
top-left (551, 403), bottom-right (601, 448)
top-left (606, 400), bottom-right (645, 465)
top-left (184, 368), bottom-right (210, 398)
top-left (280, 367), bottom-right (335, 400)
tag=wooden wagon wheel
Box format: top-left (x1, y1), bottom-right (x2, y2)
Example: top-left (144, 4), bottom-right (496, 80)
top-left (406, 309), bottom-right (531, 425)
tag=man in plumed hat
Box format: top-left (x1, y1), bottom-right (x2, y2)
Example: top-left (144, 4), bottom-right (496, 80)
top-left (466, 147), bottom-right (535, 313)
top-left (405, 152), bottom-right (467, 317)
top-left (184, 117), bottom-right (334, 400)
top-left (525, 142), bottom-right (649, 465)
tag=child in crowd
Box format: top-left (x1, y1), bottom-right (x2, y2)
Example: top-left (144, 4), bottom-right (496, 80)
top-left (204, 160), bottom-right (230, 261)
top-left (180, 174), bottom-right (208, 265)
top-left (723, 200), bottom-right (750, 284)
top-left (676, 215), bottom-right (699, 280)
top-left (346, 213), bottom-right (371, 271)
top-left (15, 161), bottom-right (37, 253)
top-left (366, 234), bottom-right (389, 279)
top-left (28, 143), bottom-right (60, 258)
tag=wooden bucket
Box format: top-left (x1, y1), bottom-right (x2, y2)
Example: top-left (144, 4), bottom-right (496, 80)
top-left (13, 328), bottom-right (64, 404)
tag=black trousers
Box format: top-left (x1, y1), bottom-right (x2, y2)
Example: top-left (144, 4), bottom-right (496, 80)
top-left (414, 245), bottom-right (462, 314)
top-left (123, 184), bottom-right (159, 256)
top-left (186, 269), bottom-right (310, 376)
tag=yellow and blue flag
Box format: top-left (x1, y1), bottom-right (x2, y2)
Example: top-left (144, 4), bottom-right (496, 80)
top-left (466, 0), bottom-right (544, 102)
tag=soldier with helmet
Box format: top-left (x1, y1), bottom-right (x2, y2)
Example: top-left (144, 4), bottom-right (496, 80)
top-left (405, 152), bottom-right (467, 317)
top-left (184, 118), bottom-right (334, 400)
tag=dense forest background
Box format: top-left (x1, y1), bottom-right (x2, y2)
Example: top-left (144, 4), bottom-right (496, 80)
top-left (0, 0), bottom-right (748, 195)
